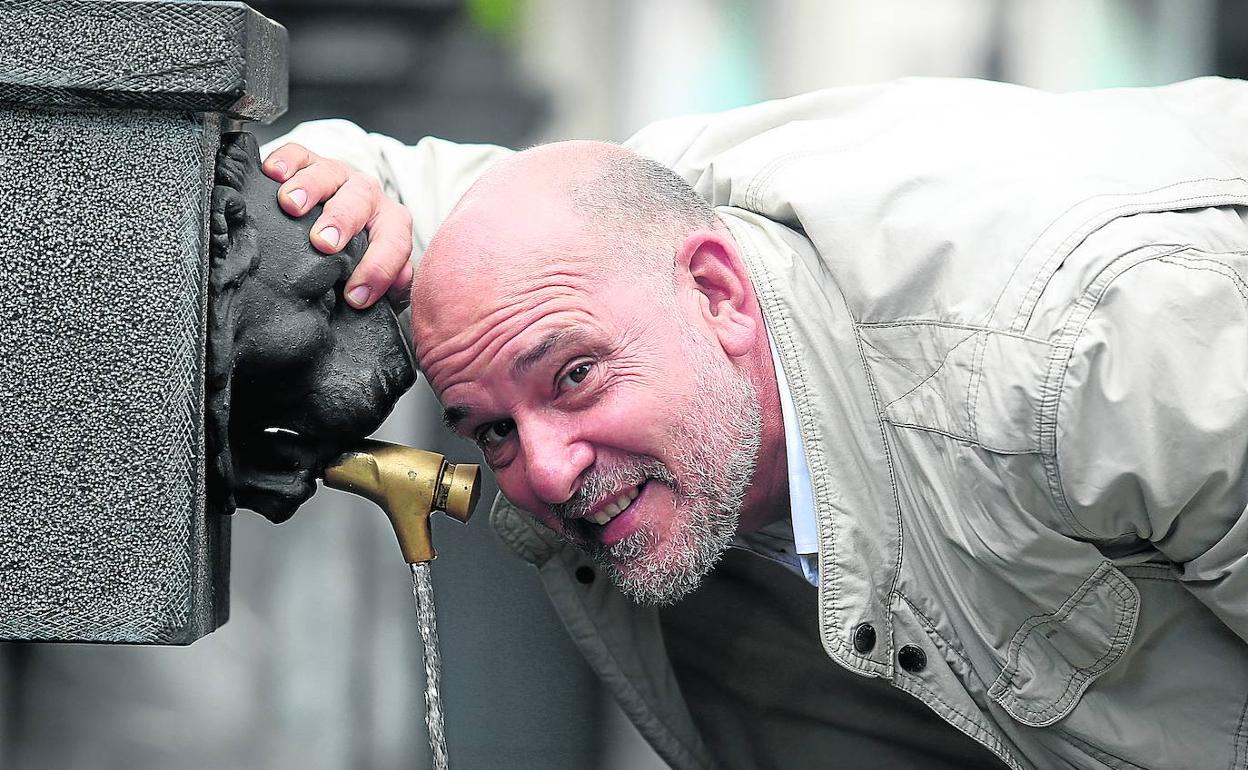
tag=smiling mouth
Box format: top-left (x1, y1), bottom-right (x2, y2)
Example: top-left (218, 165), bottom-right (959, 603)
top-left (586, 483), bottom-right (642, 526)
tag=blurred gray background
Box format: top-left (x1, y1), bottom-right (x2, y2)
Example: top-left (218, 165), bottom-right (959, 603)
top-left (1, 0), bottom-right (1245, 768)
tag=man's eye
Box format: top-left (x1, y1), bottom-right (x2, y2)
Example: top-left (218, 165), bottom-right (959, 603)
top-left (475, 419), bottom-right (516, 447)
top-left (558, 362), bottom-right (592, 391)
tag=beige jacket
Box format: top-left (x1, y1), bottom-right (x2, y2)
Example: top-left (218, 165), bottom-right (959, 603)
top-left (280, 77), bottom-right (1248, 770)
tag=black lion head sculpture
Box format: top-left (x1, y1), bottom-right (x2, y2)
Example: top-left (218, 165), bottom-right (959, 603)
top-left (207, 132), bottom-right (415, 522)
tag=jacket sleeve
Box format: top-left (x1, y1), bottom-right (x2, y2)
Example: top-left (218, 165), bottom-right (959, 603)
top-left (623, 89), bottom-right (856, 203)
top-left (1055, 249), bottom-right (1248, 645)
top-left (260, 120), bottom-right (514, 261)
top-left (265, 100), bottom-right (817, 261)
top-left (263, 87), bottom-right (907, 259)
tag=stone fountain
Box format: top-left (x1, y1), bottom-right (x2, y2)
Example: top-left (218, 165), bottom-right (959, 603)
top-left (0, 0), bottom-right (288, 644)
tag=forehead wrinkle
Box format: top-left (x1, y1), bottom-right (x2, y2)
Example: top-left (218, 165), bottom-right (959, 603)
top-left (421, 284), bottom-right (558, 358)
top-left (420, 290), bottom-right (598, 390)
top-left (512, 326), bottom-right (602, 377)
top-left (420, 278), bottom-right (589, 363)
top-left (422, 310), bottom-right (529, 388)
top-left (423, 287), bottom-right (578, 369)
top-left (422, 300), bottom-right (529, 363)
top-left (511, 329), bottom-right (565, 377)
top-left (497, 270), bottom-right (598, 306)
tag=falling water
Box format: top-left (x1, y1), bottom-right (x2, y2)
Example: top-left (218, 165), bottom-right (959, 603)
top-left (410, 562), bottom-right (449, 769)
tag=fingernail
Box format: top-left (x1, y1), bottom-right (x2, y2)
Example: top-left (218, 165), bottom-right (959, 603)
top-left (347, 285), bottom-right (371, 307)
top-left (274, 160), bottom-right (288, 177)
top-left (320, 225), bottom-right (340, 248)
top-left (288, 188), bottom-right (307, 209)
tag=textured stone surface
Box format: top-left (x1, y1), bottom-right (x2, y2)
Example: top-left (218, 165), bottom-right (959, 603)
top-left (0, 0), bottom-right (288, 122)
top-left (0, 0), bottom-right (289, 645)
top-left (0, 107), bottom-right (227, 643)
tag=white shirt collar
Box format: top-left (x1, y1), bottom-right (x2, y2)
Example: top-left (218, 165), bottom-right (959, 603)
top-left (728, 329), bottom-right (820, 587)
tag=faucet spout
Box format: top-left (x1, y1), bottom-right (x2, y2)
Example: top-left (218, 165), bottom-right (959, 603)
top-left (321, 439), bottom-right (481, 563)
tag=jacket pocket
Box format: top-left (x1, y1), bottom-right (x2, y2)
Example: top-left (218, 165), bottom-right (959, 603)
top-left (988, 561), bottom-right (1139, 727)
top-left (1053, 567), bottom-right (1248, 770)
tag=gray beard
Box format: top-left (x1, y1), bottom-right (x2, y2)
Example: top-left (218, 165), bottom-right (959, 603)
top-left (595, 332), bottom-right (762, 605)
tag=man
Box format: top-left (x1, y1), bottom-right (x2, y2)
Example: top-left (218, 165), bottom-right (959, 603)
top-left (260, 78), bottom-right (1248, 769)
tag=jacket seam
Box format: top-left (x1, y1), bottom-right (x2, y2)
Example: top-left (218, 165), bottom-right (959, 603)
top-left (1123, 575), bottom-right (1178, 582)
top-left (880, 329), bottom-right (978, 410)
top-left (1118, 563), bottom-right (1179, 582)
top-left (491, 499), bottom-right (559, 565)
top-left (1232, 685), bottom-right (1248, 770)
top-left (859, 321), bottom-right (1050, 452)
top-left (763, 246), bottom-right (847, 657)
top-left (896, 592), bottom-right (980, 684)
top-left (744, 150), bottom-right (819, 211)
top-left (989, 562), bottom-right (1138, 724)
top-left (721, 215), bottom-right (879, 670)
top-left (1012, 185), bottom-right (1248, 331)
top-left (891, 675), bottom-right (1025, 770)
top-left (966, 330), bottom-right (990, 445)
top-left (860, 335), bottom-right (927, 382)
top-left (884, 419), bottom-right (1037, 455)
top-left (1156, 254), bottom-right (1248, 302)
top-left (856, 319), bottom-right (1049, 344)
top-left (1054, 729), bottom-right (1155, 770)
top-left (883, 419), bottom-right (972, 446)
top-left (847, 318), bottom-right (908, 652)
top-left (991, 178), bottom-right (1248, 334)
top-left (1039, 245), bottom-right (1187, 539)
top-left (1044, 246), bottom-right (1248, 541)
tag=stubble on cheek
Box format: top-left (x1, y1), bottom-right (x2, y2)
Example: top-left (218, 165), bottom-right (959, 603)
top-left (601, 335), bottom-right (762, 605)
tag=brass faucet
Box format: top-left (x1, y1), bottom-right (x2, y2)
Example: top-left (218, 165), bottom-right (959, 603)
top-left (322, 439), bottom-right (480, 563)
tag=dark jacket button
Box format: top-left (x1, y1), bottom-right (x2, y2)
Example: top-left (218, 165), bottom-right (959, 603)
top-left (898, 645), bottom-right (927, 673)
top-left (575, 566), bottom-right (595, 584)
top-left (853, 623), bottom-right (876, 654)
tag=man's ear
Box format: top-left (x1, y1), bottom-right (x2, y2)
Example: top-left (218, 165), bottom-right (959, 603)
top-left (678, 229), bottom-right (757, 358)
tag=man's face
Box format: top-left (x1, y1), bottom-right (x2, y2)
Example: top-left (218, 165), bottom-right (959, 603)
top-left (417, 251), bottom-right (761, 604)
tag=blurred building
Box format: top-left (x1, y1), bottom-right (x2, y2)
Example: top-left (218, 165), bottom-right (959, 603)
top-left (1, 1), bottom-right (1244, 768)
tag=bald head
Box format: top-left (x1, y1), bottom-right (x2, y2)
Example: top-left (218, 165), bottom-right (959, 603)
top-left (411, 141), bottom-right (716, 344)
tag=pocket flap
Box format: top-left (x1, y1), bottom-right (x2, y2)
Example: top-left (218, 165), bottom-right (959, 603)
top-left (989, 562), bottom-right (1140, 727)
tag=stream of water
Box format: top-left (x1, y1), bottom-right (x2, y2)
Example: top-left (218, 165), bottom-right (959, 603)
top-left (410, 562), bottom-right (449, 769)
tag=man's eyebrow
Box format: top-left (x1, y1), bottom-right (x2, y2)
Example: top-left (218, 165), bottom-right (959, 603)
top-left (442, 329), bottom-right (592, 432)
top-left (442, 405), bottom-right (471, 432)
top-left (512, 329), bottom-right (587, 376)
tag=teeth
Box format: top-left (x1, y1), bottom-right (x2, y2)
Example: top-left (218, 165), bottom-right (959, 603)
top-left (588, 484), bottom-right (642, 526)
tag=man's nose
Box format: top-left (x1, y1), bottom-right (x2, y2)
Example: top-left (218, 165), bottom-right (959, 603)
top-left (520, 418), bottom-right (593, 506)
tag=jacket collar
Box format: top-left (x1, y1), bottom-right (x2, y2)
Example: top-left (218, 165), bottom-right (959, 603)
top-left (719, 207), bottom-right (900, 678)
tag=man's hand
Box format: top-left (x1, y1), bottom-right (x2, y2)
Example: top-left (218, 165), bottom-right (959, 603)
top-left (262, 143), bottom-right (414, 308)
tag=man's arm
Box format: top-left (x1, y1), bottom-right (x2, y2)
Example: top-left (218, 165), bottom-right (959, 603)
top-left (264, 85), bottom-right (936, 307)
top-left (1055, 248), bottom-right (1248, 644)
top-left (260, 120), bottom-right (512, 307)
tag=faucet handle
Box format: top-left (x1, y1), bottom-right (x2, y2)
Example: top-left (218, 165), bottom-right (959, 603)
top-left (438, 463), bottom-right (481, 523)
top-left (322, 440), bottom-right (480, 563)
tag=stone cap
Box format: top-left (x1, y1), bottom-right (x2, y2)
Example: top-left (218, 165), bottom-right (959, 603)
top-left (0, 0), bottom-right (288, 122)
